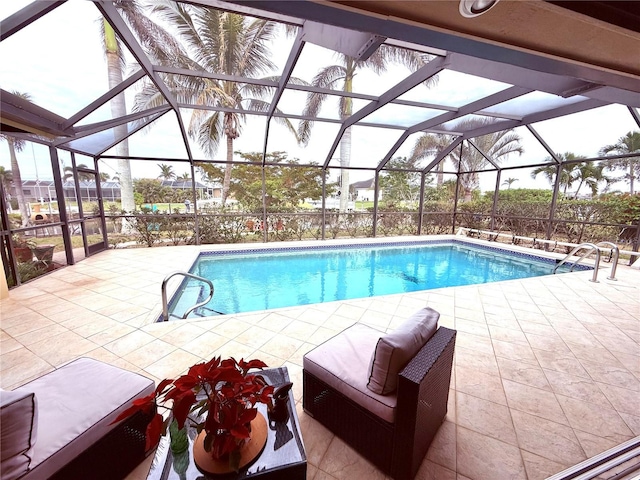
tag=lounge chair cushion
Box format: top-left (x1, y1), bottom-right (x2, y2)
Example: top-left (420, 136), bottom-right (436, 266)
top-left (367, 307), bottom-right (439, 395)
top-left (0, 389), bottom-right (38, 480)
top-left (13, 357), bottom-right (155, 480)
top-left (303, 323), bottom-right (397, 423)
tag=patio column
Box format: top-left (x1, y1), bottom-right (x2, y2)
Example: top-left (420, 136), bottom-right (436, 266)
top-left (490, 170), bottom-right (501, 231)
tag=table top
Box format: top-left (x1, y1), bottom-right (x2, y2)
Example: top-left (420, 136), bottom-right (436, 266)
top-left (145, 366), bottom-right (306, 480)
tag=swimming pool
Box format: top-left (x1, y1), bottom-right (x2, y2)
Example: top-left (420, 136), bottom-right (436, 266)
top-left (165, 239), bottom-right (587, 319)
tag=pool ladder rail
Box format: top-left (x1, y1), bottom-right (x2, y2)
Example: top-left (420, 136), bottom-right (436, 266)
top-left (553, 242), bottom-right (619, 282)
top-left (161, 271), bottom-right (214, 321)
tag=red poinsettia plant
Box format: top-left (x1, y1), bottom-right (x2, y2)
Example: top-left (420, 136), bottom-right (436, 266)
top-left (115, 356), bottom-right (274, 465)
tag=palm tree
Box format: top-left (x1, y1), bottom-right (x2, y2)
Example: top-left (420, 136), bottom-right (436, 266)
top-left (102, 1), bottom-right (184, 214)
top-left (178, 172), bottom-right (191, 181)
top-left (158, 163), bottom-right (176, 180)
top-left (298, 45), bottom-right (435, 212)
top-left (63, 164), bottom-right (93, 182)
top-left (135, 3), bottom-right (296, 205)
top-left (599, 130), bottom-right (640, 194)
top-left (531, 153), bottom-right (585, 195)
top-left (0, 91), bottom-right (31, 226)
top-left (0, 166), bottom-right (13, 210)
top-left (572, 162), bottom-right (609, 198)
top-left (502, 177), bottom-right (518, 189)
top-left (409, 134), bottom-right (452, 187)
top-left (411, 118), bottom-right (523, 201)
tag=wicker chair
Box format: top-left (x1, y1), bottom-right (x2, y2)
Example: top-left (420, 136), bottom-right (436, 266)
top-left (303, 311), bottom-right (456, 480)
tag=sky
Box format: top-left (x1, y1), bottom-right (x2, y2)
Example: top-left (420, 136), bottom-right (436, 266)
top-left (0, 0), bottom-right (637, 194)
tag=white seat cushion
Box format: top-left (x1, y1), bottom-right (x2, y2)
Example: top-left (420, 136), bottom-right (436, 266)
top-left (303, 323), bottom-right (397, 423)
top-left (0, 389), bottom-right (38, 480)
top-left (13, 357), bottom-right (154, 480)
top-left (367, 307), bottom-right (439, 395)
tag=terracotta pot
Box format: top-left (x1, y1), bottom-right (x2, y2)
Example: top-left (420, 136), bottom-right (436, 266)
top-left (15, 247), bottom-right (33, 263)
top-left (192, 412), bottom-right (267, 475)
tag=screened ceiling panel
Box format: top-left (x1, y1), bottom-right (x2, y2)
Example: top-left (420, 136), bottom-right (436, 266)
top-left (360, 103), bottom-right (446, 128)
top-left (64, 113), bottom-right (164, 156)
top-left (398, 70), bottom-right (512, 108)
top-left (104, 111), bottom-right (190, 160)
top-left (481, 91), bottom-right (589, 119)
top-left (340, 125), bottom-right (405, 169)
top-left (0, 1), bottom-right (138, 119)
top-left (75, 75), bottom-right (153, 127)
top-left (277, 88), bottom-right (370, 121)
top-left (268, 120), bottom-right (342, 166)
top-left (532, 104), bottom-right (638, 159)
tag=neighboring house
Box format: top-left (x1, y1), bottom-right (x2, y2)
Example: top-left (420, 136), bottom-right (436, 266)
top-left (350, 178), bottom-right (382, 202)
top-left (17, 179), bottom-right (219, 202)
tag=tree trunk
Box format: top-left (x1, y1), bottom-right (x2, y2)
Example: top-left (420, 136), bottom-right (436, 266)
top-left (339, 127), bottom-right (351, 213)
top-left (222, 135), bottom-right (233, 206)
top-left (8, 140), bottom-right (29, 227)
top-left (630, 162), bottom-right (635, 194)
top-left (436, 161), bottom-right (444, 187)
top-left (105, 21), bottom-right (134, 224)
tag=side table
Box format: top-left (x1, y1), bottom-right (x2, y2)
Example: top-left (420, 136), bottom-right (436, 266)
top-left (145, 366), bottom-right (306, 480)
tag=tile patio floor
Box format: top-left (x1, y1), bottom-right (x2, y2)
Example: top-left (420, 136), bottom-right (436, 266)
top-left (1, 238), bottom-right (639, 480)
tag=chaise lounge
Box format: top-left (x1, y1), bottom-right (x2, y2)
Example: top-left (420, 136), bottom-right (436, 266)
top-left (303, 307), bottom-right (456, 480)
top-left (1, 357), bottom-right (156, 480)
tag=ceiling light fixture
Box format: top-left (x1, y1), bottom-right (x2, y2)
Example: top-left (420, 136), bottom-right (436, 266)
top-left (459, 0), bottom-right (500, 18)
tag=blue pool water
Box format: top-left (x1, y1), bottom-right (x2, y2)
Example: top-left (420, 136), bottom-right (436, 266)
top-left (167, 240), bottom-right (580, 319)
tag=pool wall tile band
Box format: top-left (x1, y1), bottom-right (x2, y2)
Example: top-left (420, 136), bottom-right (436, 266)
top-left (197, 239), bottom-right (591, 270)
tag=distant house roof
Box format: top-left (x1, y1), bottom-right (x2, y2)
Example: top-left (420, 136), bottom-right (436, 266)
top-left (160, 180), bottom-right (208, 189)
top-left (350, 179), bottom-right (375, 189)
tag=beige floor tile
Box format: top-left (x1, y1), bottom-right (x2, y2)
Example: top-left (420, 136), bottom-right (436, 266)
top-left (143, 349), bottom-right (201, 380)
top-left (426, 420), bottom-right (456, 472)
top-left (280, 320), bottom-right (321, 342)
top-left (489, 324), bottom-right (528, 344)
top-left (1, 312), bottom-right (56, 337)
top-left (214, 340), bottom-right (256, 360)
top-left (556, 395), bottom-right (634, 444)
top-left (455, 346), bottom-right (500, 377)
top-left (317, 436), bottom-right (386, 480)
top-left (595, 334), bottom-right (639, 356)
top-left (496, 357), bottom-right (551, 391)
top-left (455, 366), bottom-right (507, 405)
top-left (13, 323), bottom-right (69, 346)
top-left (598, 383), bottom-right (640, 417)
top-left (104, 330), bottom-right (156, 357)
top-left (180, 331), bottom-right (228, 359)
top-left (415, 459), bottom-right (456, 480)
top-left (511, 410), bottom-right (586, 465)
top-left (544, 369), bottom-right (612, 408)
top-left (456, 391), bottom-right (518, 445)
top-left (492, 339), bottom-right (538, 365)
top-left (455, 319), bottom-right (490, 338)
top-left (566, 342), bottom-right (624, 368)
top-left (533, 349), bottom-right (590, 378)
top-left (456, 426), bottom-right (527, 480)
top-left (260, 335), bottom-right (304, 362)
top-left (502, 379), bottom-right (569, 426)
top-left (1, 349), bottom-right (53, 388)
top-left (520, 451), bottom-right (569, 480)
top-left (573, 429), bottom-right (621, 458)
top-left (122, 339), bottom-right (177, 369)
top-left (582, 361), bottom-right (640, 391)
top-left (618, 411), bottom-right (640, 436)
top-left (297, 409), bottom-right (334, 467)
top-left (456, 332), bottom-right (494, 355)
top-left (159, 323), bottom-right (207, 348)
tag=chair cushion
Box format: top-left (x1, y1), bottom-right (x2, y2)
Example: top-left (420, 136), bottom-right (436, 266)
top-left (303, 323), bottom-right (397, 423)
top-left (367, 307), bottom-right (439, 395)
top-left (0, 389), bottom-right (38, 480)
top-left (13, 357), bottom-right (154, 480)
